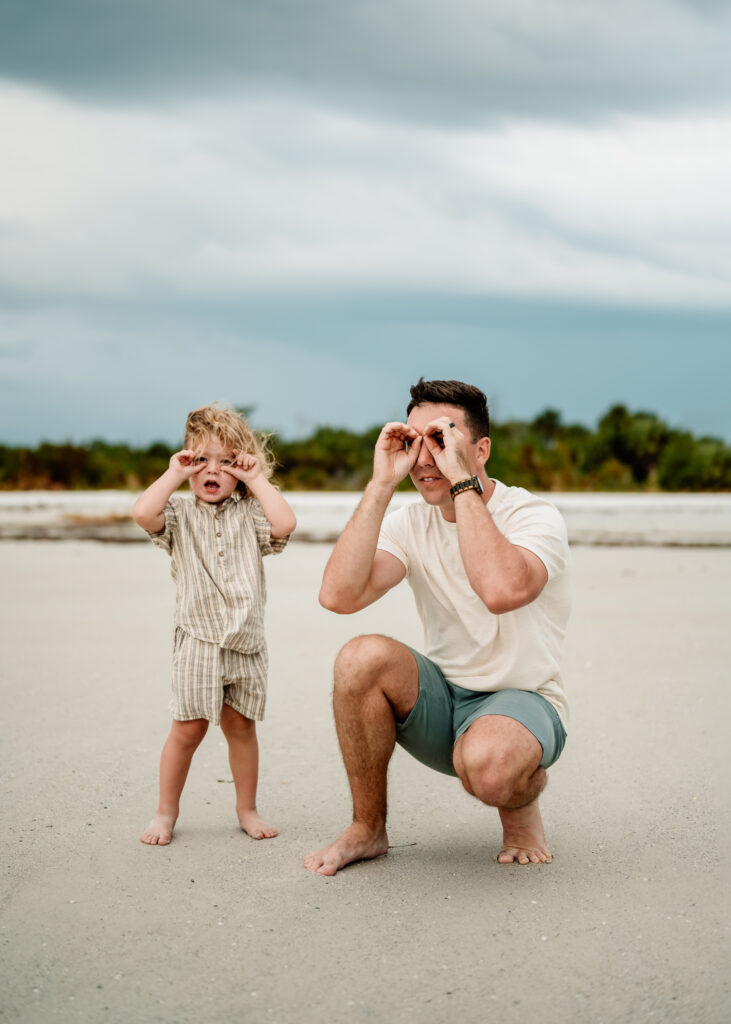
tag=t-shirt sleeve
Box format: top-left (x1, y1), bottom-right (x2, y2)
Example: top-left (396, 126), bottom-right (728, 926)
top-left (501, 500), bottom-right (569, 580)
top-left (147, 497), bottom-right (180, 555)
top-left (376, 506), bottom-right (410, 572)
top-left (250, 497), bottom-right (289, 556)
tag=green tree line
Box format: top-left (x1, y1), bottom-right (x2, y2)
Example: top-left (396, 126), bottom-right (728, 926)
top-left (1, 405), bottom-right (730, 492)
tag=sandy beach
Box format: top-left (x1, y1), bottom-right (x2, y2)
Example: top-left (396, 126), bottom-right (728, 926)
top-left (1, 538), bottom-right (729, 1023)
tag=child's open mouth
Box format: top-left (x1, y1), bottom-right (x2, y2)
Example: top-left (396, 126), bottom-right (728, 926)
top-left (204, 480), bottom-right (220, 493)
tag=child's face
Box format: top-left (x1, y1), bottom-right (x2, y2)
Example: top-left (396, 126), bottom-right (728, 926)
top-left (188, 435), bottom-right (239, 504)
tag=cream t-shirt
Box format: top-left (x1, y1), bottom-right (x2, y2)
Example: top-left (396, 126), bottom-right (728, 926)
top-left (377, 480), bottom-right (571, 727)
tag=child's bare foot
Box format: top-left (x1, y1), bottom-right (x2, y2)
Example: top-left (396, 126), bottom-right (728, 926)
top-left (141, 813), bottom-right (176, 846)
top-left (238, 809), bottom-right (278, 840)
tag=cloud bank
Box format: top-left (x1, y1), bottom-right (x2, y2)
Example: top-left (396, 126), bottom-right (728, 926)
top-left (2, 84), bottom-right (730, 308)
top-left (1, 0), bottom-right (731, 445)
top-left (4, 0), bottom-right (731, 122)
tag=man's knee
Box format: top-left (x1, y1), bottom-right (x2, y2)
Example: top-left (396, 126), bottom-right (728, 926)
top-left (455, 714), bottom-right (544, 800)
top-left (333, 635), bottom-right (418, 717)
top-left (334, 634), bottom-right (398, 687)
top-left (457, 749), bottom-right (516, 806)
top-left (455, 727), bottom-right (543, 806)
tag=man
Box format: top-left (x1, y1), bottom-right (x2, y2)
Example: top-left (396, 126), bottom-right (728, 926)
top-left (304, 378), bottom-right (571, 876)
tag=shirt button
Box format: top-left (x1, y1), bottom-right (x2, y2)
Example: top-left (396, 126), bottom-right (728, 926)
top-left (216, 531), bottom-right (222, 537)
top-left (218, 551), bottom-right (224, 557)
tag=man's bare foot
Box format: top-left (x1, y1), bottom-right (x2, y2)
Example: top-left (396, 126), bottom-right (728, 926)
top-left (304, 823), bottom-right (389, 876)
top-left (497, 799), bottom-right (552, 864)
top-left (238, 809), bottom-right (278, 840)
top-left (141, 813), bottom-right (176, 846)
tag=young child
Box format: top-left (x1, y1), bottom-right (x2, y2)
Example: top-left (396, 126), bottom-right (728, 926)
top-left (133, 403), bottom-right (296, 846)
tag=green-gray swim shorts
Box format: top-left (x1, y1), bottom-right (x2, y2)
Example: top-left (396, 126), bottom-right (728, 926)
top-left (395, 647), bottom-right (566, 777)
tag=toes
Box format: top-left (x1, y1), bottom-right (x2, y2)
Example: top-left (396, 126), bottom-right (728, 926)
top-left (497, 846), bottom-right (551, 865)
top-left (304, 854), bottom-right (325, 872)
top-left (304, 850), bottom-right (335, 874)
top-left (240, 816), bottom-right (277, 839)
top-left (142, 833), bottom-right (165, 845)
top-left (243, 825), bottom-right (277, 839)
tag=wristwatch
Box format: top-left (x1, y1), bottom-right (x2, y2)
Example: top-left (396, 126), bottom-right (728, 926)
top-left (449, 475), bottom-right (484, 500)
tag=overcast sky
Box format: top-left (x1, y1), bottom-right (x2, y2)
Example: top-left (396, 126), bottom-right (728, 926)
top-left (2, 0), bottom-right (731, 446)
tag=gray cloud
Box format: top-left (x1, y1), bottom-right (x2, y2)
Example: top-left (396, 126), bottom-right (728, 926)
top-left (3, 0), bottom-right (731, 123)
top-left (3, 1), bottom-right (731, 447)
top-left (3, 293), bottom-right (731, 445)
top-left (3, 88), bottom-right (728, 309)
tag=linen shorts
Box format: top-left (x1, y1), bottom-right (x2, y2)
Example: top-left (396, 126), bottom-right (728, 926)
top-left (395, 647), bottom-right (566, 777)
top-left (170, 629), bottom-right (268, 724)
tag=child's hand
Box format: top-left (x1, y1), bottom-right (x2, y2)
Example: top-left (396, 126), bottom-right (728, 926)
top-left (169, 449), bottom-right (206, 479)
top-left (225, 452), bottom-right (263, 485)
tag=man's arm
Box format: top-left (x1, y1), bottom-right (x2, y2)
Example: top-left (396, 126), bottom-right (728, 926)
top-left (319, 422), bottom-right (419, 614)
top-left (319, 481), bottom-right (407, 613)
top-left (422, 417), bottom-right (548, 615)
top-left (452, 490), bottom-right (548, 614)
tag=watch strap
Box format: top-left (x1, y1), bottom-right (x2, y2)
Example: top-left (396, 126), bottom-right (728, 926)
top-left (449, 475), bottom-right (483, 499)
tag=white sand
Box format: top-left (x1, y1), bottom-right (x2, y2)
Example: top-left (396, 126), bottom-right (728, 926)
top-left (1, 540), bottom-right (729, 1023)
top-left (2, 490), bottom-right (731, 544)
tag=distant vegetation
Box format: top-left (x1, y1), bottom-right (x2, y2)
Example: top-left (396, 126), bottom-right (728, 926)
top-left (1, 405), bottom-right (730, 492)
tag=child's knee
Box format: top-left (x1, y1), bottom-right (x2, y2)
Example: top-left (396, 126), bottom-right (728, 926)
top-left (171, 717), bottom-right (209, 747)
top-left (220, 704), bottom-right (255, 735)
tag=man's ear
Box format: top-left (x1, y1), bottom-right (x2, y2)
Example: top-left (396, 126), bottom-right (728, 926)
top-left (476, 436), bottom-right (491, 467)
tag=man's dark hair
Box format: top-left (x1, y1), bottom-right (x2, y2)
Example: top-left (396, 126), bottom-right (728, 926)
top-left (407, 378), bottom-right (490, 440)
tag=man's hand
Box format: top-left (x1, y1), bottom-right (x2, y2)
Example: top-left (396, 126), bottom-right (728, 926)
top-left (224, 452), bottom-right (263, 486)
top-left (422, 416), bottom-right (472, 485)
top-left (373, 422), bottom-right (422, 488)
top-left (169, 449), bottom-right (206, 480)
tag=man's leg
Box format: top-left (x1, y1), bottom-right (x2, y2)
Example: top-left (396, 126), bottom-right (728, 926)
top-left (452, 714), bottom-right (552, 864)
top-left (304, 635), bottom-right (419, 876)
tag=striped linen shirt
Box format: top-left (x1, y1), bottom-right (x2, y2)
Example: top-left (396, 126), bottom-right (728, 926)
top-left (149, 490), bottom-right (288, 654)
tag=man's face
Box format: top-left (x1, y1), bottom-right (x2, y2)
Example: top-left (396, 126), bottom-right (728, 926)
top-left (406, 403), bottom-right (482, 507)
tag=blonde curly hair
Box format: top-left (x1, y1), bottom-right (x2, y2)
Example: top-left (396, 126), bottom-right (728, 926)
top-left (184, 403), bottom-right (276, 490)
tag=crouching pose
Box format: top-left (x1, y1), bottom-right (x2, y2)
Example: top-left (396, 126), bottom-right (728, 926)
top-left (305, 378), bottom-right (571, 876)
